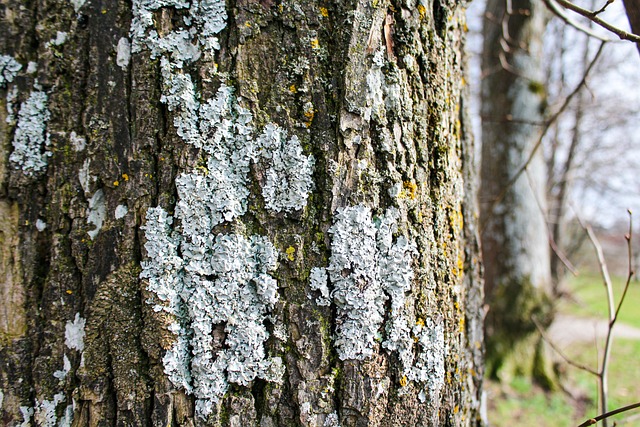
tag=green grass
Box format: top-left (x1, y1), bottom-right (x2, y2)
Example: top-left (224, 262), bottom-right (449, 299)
top-left (566, 338), bottom-right (640, 423)
top-left (486, 377), bottom-right (577, 427)
top-left (487, 272), bottom-right (640, 426)
top-left (560, 272), bottom-right (640, 328)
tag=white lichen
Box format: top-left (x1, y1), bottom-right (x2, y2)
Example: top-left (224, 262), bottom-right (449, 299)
top-left (410, 317), bottom-right (445, 399)
top-left (136, 1), bottom-right (321, 416)
top-left (36, 219), bottom-right (47, 232)
top-left (309, 267), bottom-right (330, 306)
top-left (257, 124), bottom-right (315, 212)
top-left (0, 55), bottom-right (21, 87)
top-left (377, 208), bottom-right (417, 373)
top-left (173, 85), bottom-right (256, 230)
top-left (47, 31), bottom-right (68, 47)
top-left (324, 204), bottom-right (443, 395)
top-left (70, 0), bottom-right (86, 12)
top-left (19, 406), bottom-right (33, 427)
top-left (327, 205), bottom-right (385, 360)
top-left (65, 313), bottom-right (85, 352)
top-left (34, 392), bottom-right (65, 427)
top-left (6, 85), bottom-right (18, 124)
top-left (87, 189), bottom-right (105, 240)
top-left (115, 204), bottom-right (128, 219)
top-left (130, 0), bottom-right (226, 55)
top-left (9, 91), bottom-right (51, 175)
top-left (142, 207), bottom-right (284, 418)
top-left (70, 131), bottom-right (86, 152)
top-left (116, 37), bottom-right (131, 69)
top-left (188, 234), bottom-right (283, 417)
top-left (26, 61), bottom-right (37, 74)
top-left (364, 48), bottom-right (385, 122)
top-left (78, 159), bottom-right (93, 194)
top-left (0, 389), bottom-right (3, 409)
top-left (58, 404), bottom-right (74, 427)
top-left (53, 354), bottom-right (71, 380)
top-left (324, 411), bottom-right (341, 427)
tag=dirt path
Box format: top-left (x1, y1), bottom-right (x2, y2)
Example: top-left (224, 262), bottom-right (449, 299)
top-left (548, 314), bottom-right (640, 344)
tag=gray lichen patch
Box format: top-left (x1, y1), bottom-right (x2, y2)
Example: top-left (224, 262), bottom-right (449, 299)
top-left (9, 91), bottom-right (51, 176)
top-left (308, 267), bottom-right (330, 306)
top-left (0, 55), bottom-right (21, 87)
top-left (65, 312), bottom-right (85, 352)
top-left (86, 189), bottom-right (105, 240)
top-left (33, 392), bottom-right (66, 427)
top-left (320, 204), bottom-right (444, 398)
top-left (327, 204), bottom-right (384, 361)
top-left (116, 37), bottom-right (131, 69)
top-left (141, 207), bottom-right (285, 419)
top-left (257, 124), bottom-right (315, 213)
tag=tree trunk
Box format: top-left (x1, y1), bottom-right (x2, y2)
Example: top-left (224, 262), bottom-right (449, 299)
top-left (0, 0), bottom-right (484, 426)
top-left (480, 0), bottom-right (555, 385)
top-left (623, 0), bottom-right (640, 55)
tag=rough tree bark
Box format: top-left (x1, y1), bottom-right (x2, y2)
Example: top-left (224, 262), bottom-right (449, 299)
top-left (0, 0), bottom-right (483, 426)
top-left (623, 0), bottom-right (640, 55)
top-left (480, 0), bottom-right (555, 385)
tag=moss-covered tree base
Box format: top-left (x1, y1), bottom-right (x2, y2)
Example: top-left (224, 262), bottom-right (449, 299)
top-left (485, 277), bottom-right (557, 389)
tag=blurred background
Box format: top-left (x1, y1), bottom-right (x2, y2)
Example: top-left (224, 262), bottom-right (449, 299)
top-left (467, 0), bottom-right (640, 424)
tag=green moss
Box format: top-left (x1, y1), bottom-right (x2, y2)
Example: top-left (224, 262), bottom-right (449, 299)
top-left (527, 80), bottom-right (545, 95)
top-left (485, 275), bottom-right (556, 388)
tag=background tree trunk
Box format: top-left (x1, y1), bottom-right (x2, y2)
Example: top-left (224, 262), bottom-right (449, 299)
top-left (0, 0), bottom-right (484, 426)
top-left (480, 0), bottom-right (555, 386)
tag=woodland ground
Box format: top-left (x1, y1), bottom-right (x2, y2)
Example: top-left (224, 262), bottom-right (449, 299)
top-left (486, 229), bottom-right (640, 426)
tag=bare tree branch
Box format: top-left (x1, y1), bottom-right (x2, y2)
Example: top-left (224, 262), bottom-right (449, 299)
top-left (481, 41), bottom-right (606, 232)
top-left (543, 0), bottom-right (617, 41)
top-left (533, 317), bottom-right (598, 375)
top-left (577, 402), bottom-right (640, 427)
top-left (552, 0), bottom-right (640, 43)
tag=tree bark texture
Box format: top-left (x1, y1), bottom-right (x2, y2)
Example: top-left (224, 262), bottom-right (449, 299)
top-left (623, 0), bottom-right (640, 55)
top-left (0, 0), bottom-right (483, 426)
top-left (480, 0), bottom-right (554, 383)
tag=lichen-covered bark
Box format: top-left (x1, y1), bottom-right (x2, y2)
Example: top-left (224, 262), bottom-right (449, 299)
top-left (480, 0), bottom-right (554, 384)
top-left (0, 0), bottom-right (483, 426)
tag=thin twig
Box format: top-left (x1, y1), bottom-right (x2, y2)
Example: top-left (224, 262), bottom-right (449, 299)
top-left (613, 210), bottom-right (635, 323)
top-left (577, 401), bottom-right (640, 427)
top-left (482, 42), bottom-right (606, 232)
top-left (525, 168), bottom-right (579, 276)
top-left (593, 0), bottom-right (615, 15)
top-left (543, 0), bottom-right (616, 42)
top-left (533, 317), bottom-right (599, 376)
top-left (553, 0), bottom-right (640, 43)
top-left (581, 221), bottom-right (614, 421)
top-left (504, 41), bottom-right (606, 197)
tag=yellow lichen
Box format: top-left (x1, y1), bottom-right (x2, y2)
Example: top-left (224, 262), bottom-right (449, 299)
top-left (113, 180), bottom-right (119, 187)
top-left (319, 6), bottom-right (329, 17)
top-left (399, 375), bottom-right (408, 387)
top-left (417, 4), bottom-right (426, 19)
top-left (304, 106), bottom-right (315, 127)
top-left (403, 181), bottom-right (417, 199)
top-left (416, 318), bottom-right (425, 327)
top-left (310, 38), bottom-right (320, 49)
top-left (289, 84), bottom-right (297, 93)
top-left (122, 173), bottom-right (129, 181)
top-left (66, 290), bottom-right (73, 295)
top-left (286, 246), bottom-right (296, 261)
